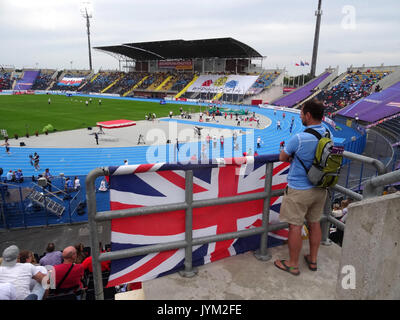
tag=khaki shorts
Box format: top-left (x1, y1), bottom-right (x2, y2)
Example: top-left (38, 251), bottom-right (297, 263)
top-left (279, 187), bottom-right (328, 226)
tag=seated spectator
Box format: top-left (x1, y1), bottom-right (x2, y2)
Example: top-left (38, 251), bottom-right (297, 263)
top-left (64, 177), bottom-right (74, 193)
top-left (53, 246), bottom-right (84, 298)
top-left (6, 170), bottom-right (14, 182)
top-left (0, 245), bottom-right (47, 300)
top-left (74, 243), bottom-right (87, 264)
top-left (82, 244), bottom-right (111, 273)
top-left (0, 282), bottom-right (17, 300)
top-left (331, 203), bottom-right (343, 218)
top-left (14, 169), bottom-right (23, 183)
top-left (39, 242), bottom-right (63, 266)
top-left (74, 176), bottom-right (81, 191)
top-left (98, 179), bottom-right (108, 192)
top-left (43, 168), bottom-right (53, 191)
top-left (18, 250), bottom-right (49, 300)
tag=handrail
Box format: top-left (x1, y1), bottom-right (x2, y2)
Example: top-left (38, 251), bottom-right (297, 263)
top-left (86, 151), bottom-right (394, 300)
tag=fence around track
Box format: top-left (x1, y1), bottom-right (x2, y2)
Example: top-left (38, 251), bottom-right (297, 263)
top-left (85, 151), bottom-right (400, 300)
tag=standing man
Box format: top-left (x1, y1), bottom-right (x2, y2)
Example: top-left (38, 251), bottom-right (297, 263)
top-left (2, 140), bottom-right (11, 155)
top-left (257, 137), bottom-right (262, 148)
top-left (99, 99), bottom-right (102, 106)
top-left (276, 120), bottom-right (281, 130)
top-left (32, 152), bottom-right (40, 171)
top-left (43, 168), bottom-right (53, 191)
top-left (94, 132), bottom-right (99, 145)
top-left (274, 99), bottom-right (329, 276)
top-left (212, 135), bottom-right (217, 148)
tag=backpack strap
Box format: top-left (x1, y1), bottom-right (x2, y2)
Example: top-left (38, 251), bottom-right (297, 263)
top-left (55, 263), bottom-right (74, 293)
top-left (296, 128), bottom-right (328, 173)
top-left (304, 127), bottom-right (330, 139)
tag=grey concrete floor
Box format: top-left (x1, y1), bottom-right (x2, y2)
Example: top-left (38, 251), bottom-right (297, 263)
top-left (143, 240), bottom-right (342, 300)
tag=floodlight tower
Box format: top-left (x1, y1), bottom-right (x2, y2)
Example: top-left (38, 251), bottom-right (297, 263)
top-left (310, 0), bottom-right (322, 78)
top-left (80, 1), bottom-right (93, 70)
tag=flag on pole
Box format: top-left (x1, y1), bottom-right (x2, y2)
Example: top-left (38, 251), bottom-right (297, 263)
top-left (295, 63), bottom-right (300, 66)
top-left (300, 61), bottom-right (305, 66)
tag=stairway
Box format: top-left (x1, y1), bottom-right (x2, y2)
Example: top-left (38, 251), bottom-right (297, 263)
top-left (155, 75), bottom-right (173, 91)
top-left (212, 91), bottom-right (224, 101)
top-left (27, 190), bottom-right (65, 217)
top-left (101, 75), bottom-right (124, 93)
top-left (174, 74), bottom-right (198, 99)
top-left (90, 73), bottom-right (100, 83)
top-left (123, 75), bottom-right (149, 97)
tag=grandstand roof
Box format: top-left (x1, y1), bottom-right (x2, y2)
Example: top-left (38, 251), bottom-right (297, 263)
top-left (94, 37), bottom-right (263, 61)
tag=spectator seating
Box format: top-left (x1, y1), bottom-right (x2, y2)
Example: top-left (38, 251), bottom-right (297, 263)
top-left (82, 71), bottom-right (123, 93)
top-left (170, 73), bottom-right (195, 92)
top-left (109, 72), bottom-right (147, 95)
top-left (318, 70), bottom-right (391, 115)
top-left (158, 74), bottom-right (178, 91)
top-left (377, 117), bottom-right (400, 142)
top-left (250, 71), bottom-right (280, 90)
top-left (272, 71), bottom-right (332, 107)
top-left (21, 242), bottom-right (118, 300)
top-left (31, 70), bottom-right (56, 90)
top-left (0, 71), bottom-right (12, 90)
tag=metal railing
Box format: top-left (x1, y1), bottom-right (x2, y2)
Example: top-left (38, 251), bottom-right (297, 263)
top-left (85, 151), bottom-right (397, 300)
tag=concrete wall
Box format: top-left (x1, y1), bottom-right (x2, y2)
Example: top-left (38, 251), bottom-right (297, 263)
top-left (0, 221), bottom-right (111, 257)
top-left (336, 192), bottom-right (400, 299)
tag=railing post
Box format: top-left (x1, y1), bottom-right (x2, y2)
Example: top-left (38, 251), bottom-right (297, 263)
top-left (43, 188), bottom-right (48, 227)
top-left (358, 162), bottom-right (364, 193)
top-left (179, 170), bottom-right (198, 277)
top-left (86, 168), bottom-right (107, 300)
top-left (320, 190), bottom-right (332, 246)
top-left (345, 160), bottom-right (351, 189)
top-left (254, 161), bottom-right (274, 261)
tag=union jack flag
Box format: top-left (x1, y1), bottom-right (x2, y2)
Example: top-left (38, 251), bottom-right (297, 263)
top-left (106, 156), bottom-right (290, 287)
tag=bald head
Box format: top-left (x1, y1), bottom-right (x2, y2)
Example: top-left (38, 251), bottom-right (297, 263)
top-left (62, 246), bottom-right (77, 263)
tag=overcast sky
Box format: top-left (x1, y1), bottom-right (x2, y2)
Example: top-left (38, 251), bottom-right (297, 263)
top-left (0, 0), bottom-right (399, 76)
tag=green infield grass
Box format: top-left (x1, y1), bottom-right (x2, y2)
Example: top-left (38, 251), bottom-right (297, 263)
top-left (0, 94), bottom-right (201, 139)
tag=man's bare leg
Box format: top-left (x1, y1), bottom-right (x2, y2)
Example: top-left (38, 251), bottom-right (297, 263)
top-left (306, 221), bottom-right (321, 264)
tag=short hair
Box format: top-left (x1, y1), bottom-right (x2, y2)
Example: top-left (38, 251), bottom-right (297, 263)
top-left (301, 99), bottom-right (324, 121)
top-left (18, 250), bottom-right (32, 263)
top-left (46, 243), bottom-right (55, 253)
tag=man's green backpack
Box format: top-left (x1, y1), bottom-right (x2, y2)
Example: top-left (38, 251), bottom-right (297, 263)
top-left (297, 128), bottom-right (344, 188)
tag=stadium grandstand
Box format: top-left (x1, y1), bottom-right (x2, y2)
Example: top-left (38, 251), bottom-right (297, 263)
top-left (1, 36), bottom-right (400, 301)
top-left (0, 68), bottom-right (13, 90)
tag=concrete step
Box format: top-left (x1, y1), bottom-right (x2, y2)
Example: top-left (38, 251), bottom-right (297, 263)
top-left (143, 240), bottom-right (342, 300)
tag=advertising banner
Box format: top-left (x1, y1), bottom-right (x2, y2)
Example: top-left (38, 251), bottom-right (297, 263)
top-left (158, 60), bottom-right (193, 70)
top-left (187, 75), bottom-right (258, 94)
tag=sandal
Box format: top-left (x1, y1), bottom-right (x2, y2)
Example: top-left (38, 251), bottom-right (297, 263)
top-left (304, 255), bottom-right (317, 271)
top-left (274, 260), bottom-right (300, 276)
